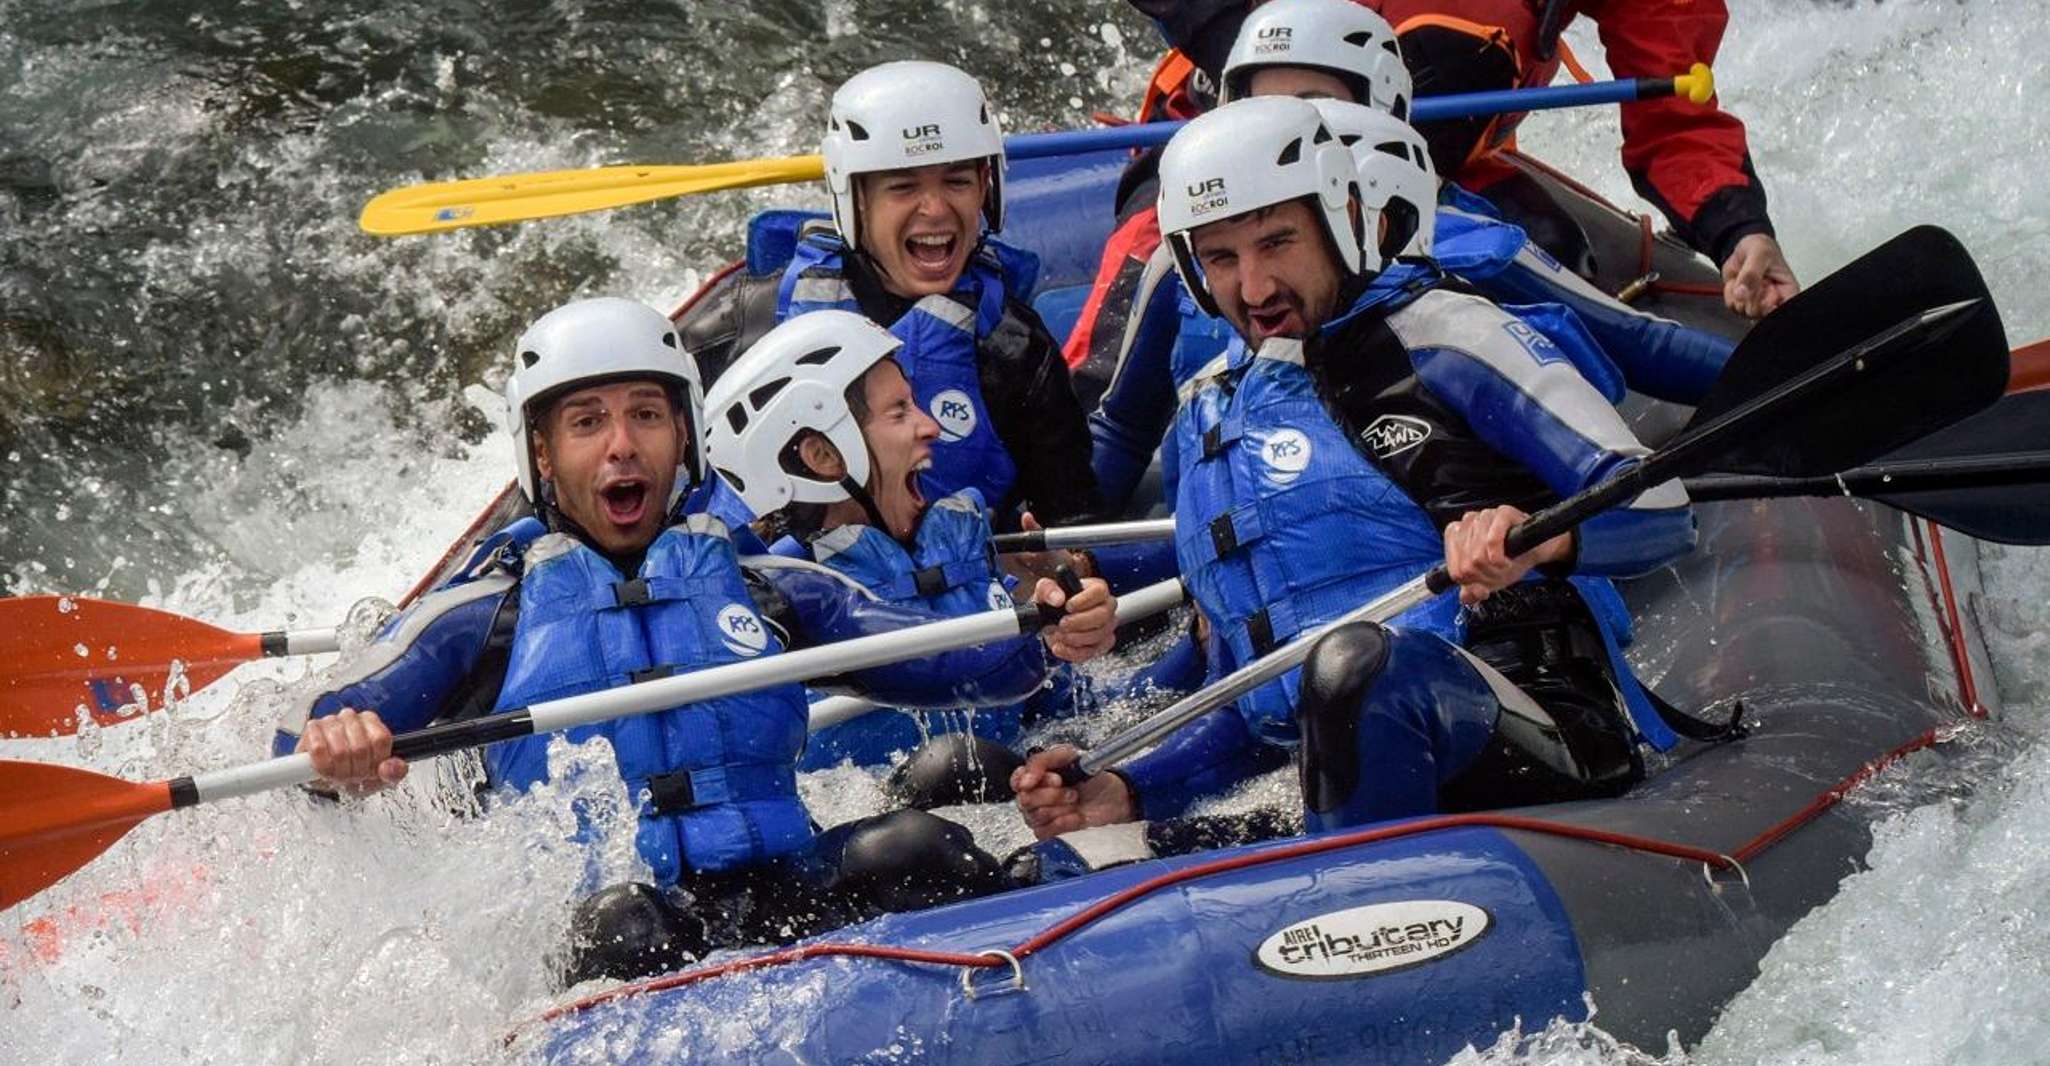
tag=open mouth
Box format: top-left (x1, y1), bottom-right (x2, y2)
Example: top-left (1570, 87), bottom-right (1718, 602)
top-left (598, 478), bottom-right (650, 527)
top-left (905, 232), bottom-right (958, 274)
top-left (903, 457), bottom-right (930, 513)
top-left (1248, 303), bottom-right (1301, 339)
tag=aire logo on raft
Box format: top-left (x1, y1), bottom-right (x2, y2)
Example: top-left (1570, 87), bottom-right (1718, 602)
top-left (1254, 900), bottom-right (1492, 979)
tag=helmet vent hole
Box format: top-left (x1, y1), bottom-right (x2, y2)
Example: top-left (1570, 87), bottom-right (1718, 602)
top-left (1374, 140), bottom-right (1410, 160)
top-left (1312, 125), bottom-right (1333, 145)
top-left (1392, 97), bottom-right (1410, 122)
top-left (725, 405), bottom-right (749, 435)
top-left (1343, 31), bottom-right (1375, 47)
top-left (520, 350), bottom-right (540, 368)
top-left (979, 103), bottom-right (989, 125)
top-left (1339, 133), bottom-right (1362, 147)
top-left (1275, 137), bottom-right (1303, 166)
top-left (722, 469), bottom-right (746, 494)
top-left (661, 331), bottom-right (678, 348)
top-left (1382, 38), bottom-right (1400, 55)
top-left (845, 120), bottom-right (871, 141)
top-left (748, 377), bottom-right (792, 410)
top-left (794, 345), bottom-right (841, 367)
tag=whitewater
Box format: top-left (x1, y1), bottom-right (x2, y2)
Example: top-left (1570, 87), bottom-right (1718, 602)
top-left (4, 1), bottom-right (2048, 1062)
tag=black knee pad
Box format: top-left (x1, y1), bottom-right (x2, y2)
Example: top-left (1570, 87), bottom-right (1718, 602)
top-left (832, 809), bottom-right (1009, 912)
top-left (885, 733), bottom-right (1025, 810)
top-left (560, 882), bottom-right (705, 987)
top-left (1295, 622), bottom-right (1393, 815)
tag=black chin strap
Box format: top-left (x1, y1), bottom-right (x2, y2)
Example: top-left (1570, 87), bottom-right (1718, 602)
top-left (839, 474), bottom-right (891, 535)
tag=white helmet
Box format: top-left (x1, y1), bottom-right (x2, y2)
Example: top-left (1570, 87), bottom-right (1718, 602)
top-left (821, 61), bottom-right (1006, 250)
top-left (1156, 96), bottom-right (1377, 318)
top-left (702, 310), bottom-right (904, 517)
top-left (504, 297), bottom-right (706, 514)
top-left (1308, 98), bottom-right (1437, 259)
top-left (1219, 0), bottom-right (1413, 119)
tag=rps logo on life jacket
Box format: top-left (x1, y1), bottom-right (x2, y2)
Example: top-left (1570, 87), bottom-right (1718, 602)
top-left (1252, 25), bottom-right (1295, 55)
top-left (902, 123), bottom-right (945, 158)
top-left (1254, 900), bottom-right (1492, 980)
top-left (986, 580), bottom-right (1014, 611)
top-left (1255, 427), bottom-right (1313, 485)
top-left (715, 602), bottom-right (770, 657)
top-left (1360, 414), bottom-right (1431, 460)
top-left (929, 388), bottom-right (978, 442)
top-left (1186, 177), bottom-right (1230, 218)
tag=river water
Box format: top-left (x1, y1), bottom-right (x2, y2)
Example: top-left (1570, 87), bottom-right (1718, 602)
top-left (3, 1), bottom-right (2048, 1062)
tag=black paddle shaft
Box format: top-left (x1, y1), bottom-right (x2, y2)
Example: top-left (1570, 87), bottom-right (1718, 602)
top-left (1449, 227), bottom-right (2009, 590)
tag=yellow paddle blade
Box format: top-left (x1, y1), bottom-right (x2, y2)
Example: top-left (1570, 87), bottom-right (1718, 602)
top-left (359, 153), bottom-right (827, 236)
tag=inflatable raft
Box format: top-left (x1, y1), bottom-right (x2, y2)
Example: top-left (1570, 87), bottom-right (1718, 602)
top-left (397, 148), bottom-right (2002, 1062)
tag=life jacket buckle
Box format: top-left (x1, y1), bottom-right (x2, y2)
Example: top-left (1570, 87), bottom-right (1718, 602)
top-left (631, 665), bottom-right (676, 684)
top-left (613, 578), bottom-right (654, 607)
top-left (1208, 513), bottom-right (1240, 557)
top-left (646, 766), bottom-right (734, 814)
top-left (1246, 608), bottom-right (1277, 657)
top-left (912, 565), bottom-right (950, 599)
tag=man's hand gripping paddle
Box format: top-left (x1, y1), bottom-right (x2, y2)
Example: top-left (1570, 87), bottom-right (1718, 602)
top-left (0, 577), bottom-right (1186, 911)
top-left (1051, 225), bottom-right (2011, 786)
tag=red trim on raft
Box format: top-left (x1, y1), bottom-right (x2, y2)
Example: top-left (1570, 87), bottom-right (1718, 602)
top-left (397, 481), bottom-right (518, 609)
top-left (1925, 521), bottom-right (1988, 719)
top-left (670, 259), bottom-right (743, 322)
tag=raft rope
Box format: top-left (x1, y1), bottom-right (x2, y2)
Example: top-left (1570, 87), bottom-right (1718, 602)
top-left (525, 814), bottom-right (1749, 1031)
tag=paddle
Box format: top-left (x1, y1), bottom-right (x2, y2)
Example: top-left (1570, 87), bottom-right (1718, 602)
top-left (0, 577), bottom-right (1184, 910)
top-left (1052, 225), bottom-right (2009, 783)
top-left (993, 451), bottom-right (2050, 555)
top-left (358, 68), bottom-right (1714, 236)
top-left (0, 598), bottom-right (339, 738)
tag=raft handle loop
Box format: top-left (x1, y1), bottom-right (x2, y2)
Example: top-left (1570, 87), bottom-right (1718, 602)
top-left (1702, 854), bottom-right (1750, 892)
top-left (960, 949), bottom-right (1027, 1000)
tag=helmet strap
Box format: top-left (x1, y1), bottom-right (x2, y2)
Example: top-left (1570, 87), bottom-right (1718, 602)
top-left (838, 474), bottom-right (892, 536)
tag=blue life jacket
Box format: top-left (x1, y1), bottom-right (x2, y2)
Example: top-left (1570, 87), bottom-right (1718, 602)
top-left (1169, 300), bottom-right (1463, 742)
top-left (1172, 279), bottom-right (1679, 752)
top-left (768, 221), bottom-right (1036, 511)
top-left (797, 489), bottom-right (1036, 768)
top-left (486, 514), bottom-right (814, 884)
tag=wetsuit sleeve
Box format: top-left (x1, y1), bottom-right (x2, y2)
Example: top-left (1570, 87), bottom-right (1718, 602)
top-left (674, 268), bottom-right (783, 387)
top-left (983, 300), bottom-right (1105, 526)
top-left (1584, 0), bottom-right (1776, 266)
top-left (269, 576), bottom-right (517, 758)
top-left (1400, 295), bottom-right (1696, 578)
top-left (1474, 232), bottom-right (1735, 404)
top-left (1087, 247), bottom-right (1187, 513)
top-left (1115, 705), bottom-right (1290, 821)
top-left (757, 564), bottom-right (1054, 708)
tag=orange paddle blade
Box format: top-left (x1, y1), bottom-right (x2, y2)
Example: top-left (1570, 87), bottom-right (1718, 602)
top-left (2010, 338), bottom-right (2050, 394)
top-left (0, 760), bottom-right (174, 910)
top-left (0, 596), bottom-right (261, 737)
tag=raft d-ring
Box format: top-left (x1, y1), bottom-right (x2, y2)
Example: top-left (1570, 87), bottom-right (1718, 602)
top-left (1702, 854), bottom-right (1751, 891)
top-left (960, 949), bottom-right (1028, 1000)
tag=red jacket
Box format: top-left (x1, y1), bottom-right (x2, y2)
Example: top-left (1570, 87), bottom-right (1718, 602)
top-left (1126, 0), bottom-right (1775, 266)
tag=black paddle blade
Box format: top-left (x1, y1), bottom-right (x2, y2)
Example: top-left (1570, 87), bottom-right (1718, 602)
top-left (1687, 225), bottom-right (2010, 478)
top-left (1870, 383), bottom-right (2050, 544)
